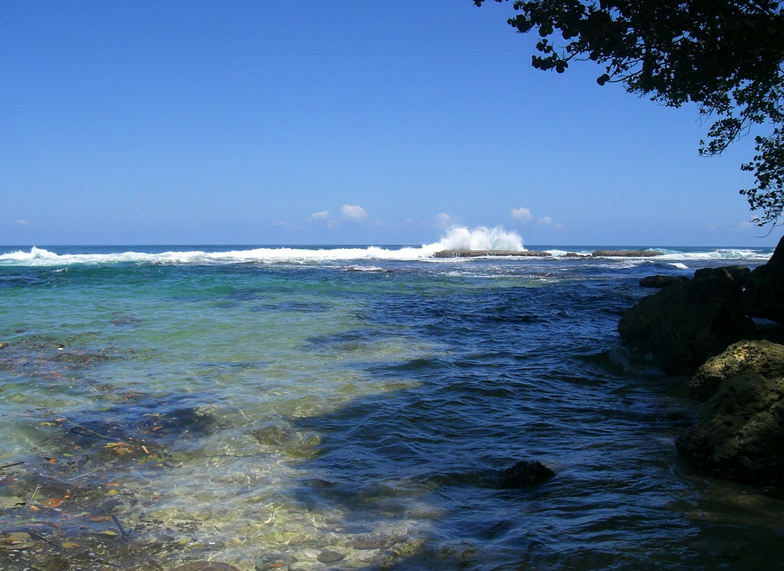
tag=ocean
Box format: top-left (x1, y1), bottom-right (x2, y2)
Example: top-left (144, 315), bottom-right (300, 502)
top-left (0, 239), bottom-right (781, 571)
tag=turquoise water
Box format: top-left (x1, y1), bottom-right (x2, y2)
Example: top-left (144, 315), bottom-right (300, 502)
top-left (0, 245), bottom-right (782, 570)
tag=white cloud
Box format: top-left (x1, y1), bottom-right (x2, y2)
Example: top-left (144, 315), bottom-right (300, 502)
top-left (16, 219), bottom-right (28, 226)
top-left (537, 216), bottom-right (563, 230)
top-left (341, 204), bottom-right (368, 220)
top-left (309, 210), bottom-right (330, 222)
top-left (431, 212), bottom-right (459, 229)
top-left (511, 207), bottom-right (533, 223)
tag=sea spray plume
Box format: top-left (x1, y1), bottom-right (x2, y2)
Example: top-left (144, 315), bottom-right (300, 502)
top-left (437, 226), bottom-right (525, 251)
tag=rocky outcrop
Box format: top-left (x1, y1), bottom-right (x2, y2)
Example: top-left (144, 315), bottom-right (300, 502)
top-left (618, 275), bottom-right (757, 374)
top-left (639, 275), bottom-right (690, 288)
top-left (592, 250), bottom-right (663, 257)
top-left (676, 340), bottom-right (784, 485)
top-left (744, 235), bottom-right (784, 324)
top-left (433, 250), bottom-right (551, 258)
top-left (694, 266), bottom-right (751, 287)
top-left (687, 340), bottom-right (784, 401)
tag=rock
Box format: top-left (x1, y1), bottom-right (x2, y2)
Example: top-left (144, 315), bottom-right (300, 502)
top-left (592, 250), bottom-right (663, 257)
top-left (317, 549), bottom-right (346, 564)
top-left (676, 367), bottom-right (784, 485)
top-left (694, 266), bottom-right (751, 287)
top-left (639, 275), bottom-right (690, 288)
top-left (744, 235), bottom-right (784, 324)
top-left (433, 250), bottom-right (551, 258)
top-left (687, 340), bottom-right (784, 401)
top-left (618, 275), bottom-right (757, 374)
top-left (496, 460), bottom-right (555, 488)
top-left (174, 563), bottom-right (241, 571)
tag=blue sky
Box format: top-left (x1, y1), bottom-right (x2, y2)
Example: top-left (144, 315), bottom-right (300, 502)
top-left (1, 0), bottom-right (780, 247)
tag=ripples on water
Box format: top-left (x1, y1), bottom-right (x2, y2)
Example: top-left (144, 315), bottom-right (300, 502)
top-left (0, 248), bottom-right (782, 570)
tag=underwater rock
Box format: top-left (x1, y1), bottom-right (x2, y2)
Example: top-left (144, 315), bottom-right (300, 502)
top-left (496, 460), bottom-right (555, 489)
top-left (618, 275), bottom-right (757, 374)
top-left (676, 345), bottom-right (784, 485)
top-left (687, 340), bottom-right (784, 401)
top-left (318, 549), bottom-right (346, 563)
top-left (639, 275), bottom-right (690, 288)
top-left (174, 562), bottom-right (240, 571)
top-left (744, 235), bottom-right (784, 324)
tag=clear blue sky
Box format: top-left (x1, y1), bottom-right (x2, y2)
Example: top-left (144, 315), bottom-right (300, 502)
top-left (1, 0), bottom-right (780, 247)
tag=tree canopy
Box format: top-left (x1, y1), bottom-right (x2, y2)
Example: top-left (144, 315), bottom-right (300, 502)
top-left (475, 0), bottom-right (784, 226)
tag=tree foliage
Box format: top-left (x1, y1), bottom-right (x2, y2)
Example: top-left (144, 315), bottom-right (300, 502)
top-left (475, 0), bottom-right (784, 225)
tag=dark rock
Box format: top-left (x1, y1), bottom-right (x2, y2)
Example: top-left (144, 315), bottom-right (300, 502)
top-left (618, 275), bottom-right (757, 374)
top-left (592, 250), bottom-right (663, 257)
top-left (318, 549), bottom-right (346, 563)
top-left (694, 266), bottom-right (751, 286)
top-left (496, 460), bottom-right (555, 488)
top-left (687, 340), bottom-right (784, 401)
top-left (676, 342), bottom-right (784, 485)
top-left (433, 250), bottom-right (551, 258)
top-left (745, 235), bottom-right (784, 324)
top-left (639, 275), bottom-right (690, 288)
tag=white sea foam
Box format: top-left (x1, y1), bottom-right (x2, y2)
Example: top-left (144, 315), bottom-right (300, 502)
top-left (0, 227), bottom-right (527, 266)
top-left (0, 233), bottom-right (773, 267)
top-left (434, 226), bottom-right (524, 251)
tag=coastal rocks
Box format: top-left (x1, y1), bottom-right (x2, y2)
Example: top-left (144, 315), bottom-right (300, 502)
top-left (496, 460), bottom-right (555, 489)
top-left (686, 340), bottom-right (784, 401)
top-left (639, 275), bottom-right (690, 288)
top-left (676, 340), bottom-right (784, 485)
top-left (744, 235), bottom-right (784, 324)
top-left (618, 275), bottom-right (757, 374)
top-left (592, 250), bottom-right (663, 257)
top-left (433, 250), bottom-right (551, 258)
top-left (694, 266), bottom-right (751, 287)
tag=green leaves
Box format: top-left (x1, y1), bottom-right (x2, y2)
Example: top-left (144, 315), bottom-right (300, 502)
top-left (476, 0), bottom-right (784, 224)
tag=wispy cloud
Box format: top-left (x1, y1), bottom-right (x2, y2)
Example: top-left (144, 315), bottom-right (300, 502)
top-left (16, 219), bottom-right (29, 226)
top-left (538, 216), bottom-right (563, 230)
top-left (511, 207), bottom-right (533, 223)
top-left (341, 204), bottom-right (368, 220)
top-left (309, 210), bottom-right (330, 222)
top-left (431, 212), bottom-right (459, 229)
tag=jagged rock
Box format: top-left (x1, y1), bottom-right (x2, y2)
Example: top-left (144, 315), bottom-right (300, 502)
top-left (433, 250), bottom-right (551, 258)
top-left (676, 341), bottom-right (784, 485)
top-left (745, 235), bottom-right (784, 324)
top-left (639, 275), bottom-right (690, 288)
top-left (496, 460), bottom-right (554, 488)
top-left (694, 266), bottom-right (751, 287)
top-left (687, 340), bottom-right (784, 401)
top-left (618, 275), bottom-right (757, 374)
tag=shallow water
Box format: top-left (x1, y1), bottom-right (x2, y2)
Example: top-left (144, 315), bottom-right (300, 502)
top-left (0, 245), bottom-right (782, 570)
